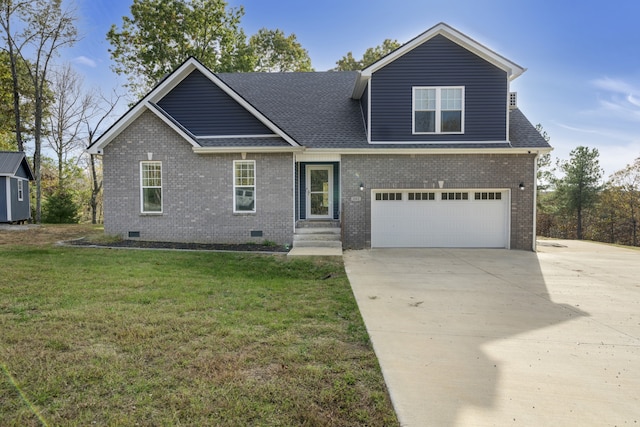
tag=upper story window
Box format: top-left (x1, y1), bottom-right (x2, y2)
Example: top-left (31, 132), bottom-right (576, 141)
top-left (234, 160), bottom-right (256, 213)
top-left (413, 86), bottom-right (464, 134)
top-left (140, 161), bottom-right (162, 213)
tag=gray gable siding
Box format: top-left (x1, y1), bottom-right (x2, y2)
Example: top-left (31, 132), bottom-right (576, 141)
top-left (370, 35), bottom-right (508, 142)
top-left (15, 162), bottom-right (30, 179)
top-left (157, 70), bottom-right (273, 136)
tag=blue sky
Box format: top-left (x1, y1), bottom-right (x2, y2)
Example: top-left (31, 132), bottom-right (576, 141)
top-left (67, 0), bottom-right (640, 177)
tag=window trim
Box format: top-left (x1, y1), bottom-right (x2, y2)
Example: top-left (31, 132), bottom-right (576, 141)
top-left (17, 180), bottom-right (23, 201)
top-left (233, 160), bottom-right (256, 214)
top-left (412, 86), bottom-right (465, 134)
top-left (140, 161), bottom-right (163, 214)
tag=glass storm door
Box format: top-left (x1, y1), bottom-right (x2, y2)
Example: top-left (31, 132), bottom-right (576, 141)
top-left (306, 165), bottom-right (333, 219)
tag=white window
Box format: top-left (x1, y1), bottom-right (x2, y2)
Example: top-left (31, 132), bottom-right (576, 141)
top-left (474, 192), bottom-right (502, 200)
top-left (140, 161), bottom-right (162, 213)
top-left (234, 160), bottom-right (255, 213)
top-left (17, 180), bottom-right (23, 201)
top-left (441, 192), bottom-right (469, 201)
top-left (413, 86), bottom-right (464, 134)
top-left (375, 192), bottom-right (402, 201)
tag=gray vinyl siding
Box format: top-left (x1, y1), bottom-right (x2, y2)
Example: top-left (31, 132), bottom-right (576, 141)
top-left (157, 70), bottom-right (273, 136)
top-left (370, 35), bottom-right (508, 142)
top-left (103, 110), bottom-right (294, 245)
top-left (10, 178), bottom-right (29, 221)
top-left (0, 176), bottom-right (30, 222)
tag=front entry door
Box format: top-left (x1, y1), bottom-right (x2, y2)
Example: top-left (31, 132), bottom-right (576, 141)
top-left (306, 165), bottom-right (333, 219)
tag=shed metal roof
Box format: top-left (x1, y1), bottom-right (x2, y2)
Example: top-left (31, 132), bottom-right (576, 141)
top-left (0, 151), bottom-right (34, 179)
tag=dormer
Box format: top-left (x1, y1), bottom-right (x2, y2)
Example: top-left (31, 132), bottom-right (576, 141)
top-left (352, 23), bottom-right (526, 144)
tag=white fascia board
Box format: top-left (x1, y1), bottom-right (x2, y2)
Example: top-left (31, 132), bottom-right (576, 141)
top-left (182, 59), bottom-right (300, 147)
top-left (87, 60), bottom-right (201, 155)
top-left (192, 146), bottom-right (304, 154)
top-left (87, 106), bottom-right (146, 154)
top-left (146, 102), bottom-right (200, 147)
top-left (302, 147), bottom-right (551, 156)
top-left (198, 134), bottom-right (280, 140)
top-left (369, 139), bottom-right (509, 145)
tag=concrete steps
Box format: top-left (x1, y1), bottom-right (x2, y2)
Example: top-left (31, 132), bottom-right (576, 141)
top-left (293, 221), bottom-right (342, 249)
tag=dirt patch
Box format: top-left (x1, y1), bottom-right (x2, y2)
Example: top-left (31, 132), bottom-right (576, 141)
top-left (0, 224), bottom-right (289, 252)
top-left (68, 237), bottom-right (289, 253)
top-left (0, 224), bottom-right (101, 246)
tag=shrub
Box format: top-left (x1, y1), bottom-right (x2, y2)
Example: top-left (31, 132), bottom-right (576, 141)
top-left (42, 189), bottom-right (80, 223)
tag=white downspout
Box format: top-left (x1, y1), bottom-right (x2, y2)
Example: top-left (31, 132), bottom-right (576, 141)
top-left (532, 152), bottom-right (539, 252)
top-left (6, 178), bottom-right (12, 222)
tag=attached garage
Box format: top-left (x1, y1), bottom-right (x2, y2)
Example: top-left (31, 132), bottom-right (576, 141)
top-left (371, 189), bottom-right (510, 248)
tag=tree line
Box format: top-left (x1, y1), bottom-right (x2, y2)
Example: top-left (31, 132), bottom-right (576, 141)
top-left (0, 0), bottom-right (398, 224)
top-left (537, 127), bottom-right (640, 247)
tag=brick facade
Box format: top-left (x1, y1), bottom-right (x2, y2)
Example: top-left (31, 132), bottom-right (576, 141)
top-left (103, 111), bottom-right (294, 245)
top-left (340, 153), bottom-right (536, 250)
top-left (103, 111), bottom-right (536, 251)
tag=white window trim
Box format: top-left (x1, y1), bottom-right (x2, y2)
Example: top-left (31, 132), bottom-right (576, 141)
top-left (412, 86), bottom-right (465, 134)
top-left (17, 179), bottom-right (24, 201)
top-left (140, 161), bottom-right (163, 214)
top-left (233, 160), bottom-right (256, 214)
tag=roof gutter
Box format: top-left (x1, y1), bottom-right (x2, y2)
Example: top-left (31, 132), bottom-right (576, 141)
top-left (192, 146), bottom-right (305, 154)
top-left (192, 146), bottom-right (552, 155)
top-left (301, 147), bottom-right (553, 156)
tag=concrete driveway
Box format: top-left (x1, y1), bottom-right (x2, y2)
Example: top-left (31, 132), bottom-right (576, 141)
top-left (344, 240), bottom-right (640, 426)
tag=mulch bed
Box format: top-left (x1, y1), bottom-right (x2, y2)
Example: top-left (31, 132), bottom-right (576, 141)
top-left (67, 238), bottom-right (290, 253)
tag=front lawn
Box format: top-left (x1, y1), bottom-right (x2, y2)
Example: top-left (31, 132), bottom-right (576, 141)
top-left (0, 225), bottom-right (398, 426)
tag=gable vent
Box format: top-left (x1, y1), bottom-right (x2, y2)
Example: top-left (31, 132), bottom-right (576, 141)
top-left (509, 92), bottom-right (518, 109)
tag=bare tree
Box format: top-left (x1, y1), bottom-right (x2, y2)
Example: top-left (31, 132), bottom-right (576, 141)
top-left (83, 89), bottom-right (123, 224)
top-left (46, 63), bottom-right (90, 188)
top-left (0, 0), bottom-right (78, 222)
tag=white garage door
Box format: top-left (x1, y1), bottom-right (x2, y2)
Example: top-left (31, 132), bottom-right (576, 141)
top-left (371, 190), bottom-right (509, 248)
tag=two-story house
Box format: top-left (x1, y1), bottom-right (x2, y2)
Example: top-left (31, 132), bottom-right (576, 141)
top-left (88, 23), bottom-right (551, 250)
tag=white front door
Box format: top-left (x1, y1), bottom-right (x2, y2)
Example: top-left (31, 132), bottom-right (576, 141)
top-left (306, 165), bottom-right (333, 219)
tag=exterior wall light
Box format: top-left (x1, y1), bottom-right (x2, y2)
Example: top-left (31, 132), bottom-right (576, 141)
top-left (519, 183), bottom-right (525, 190)
top-left (359, 183), bottom-right (364, 191)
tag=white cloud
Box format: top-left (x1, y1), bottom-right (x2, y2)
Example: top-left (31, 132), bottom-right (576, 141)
top-left (72, 56), bottom-right (97, 68)
top-left (628, 94), bottom-right (640, 107)
top-left (591, 77), bottom-right (639, 95)
top-left (585, 76), bottom-right (640, 122)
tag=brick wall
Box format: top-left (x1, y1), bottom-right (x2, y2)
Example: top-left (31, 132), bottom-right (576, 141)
top-left (103, 110), bottom-right (295, 245)
top-left (340, 153), bottom-right (536, 250)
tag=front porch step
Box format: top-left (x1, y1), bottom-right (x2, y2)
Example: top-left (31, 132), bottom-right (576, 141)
top-left (295, 220), bottom-right (340, 228)
top-left (294, 227), bottom-right (341, 235)
top-left (293, 223), bottom-right (342, 249)
top-left (292, 239), bottom-right (343, 248)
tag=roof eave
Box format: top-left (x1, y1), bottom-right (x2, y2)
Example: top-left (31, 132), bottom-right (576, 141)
top-left (193, 146), bottom-right (305, 154)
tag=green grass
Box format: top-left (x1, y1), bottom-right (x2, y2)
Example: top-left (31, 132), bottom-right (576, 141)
top-left (0, 242), bottom-right (398, 426)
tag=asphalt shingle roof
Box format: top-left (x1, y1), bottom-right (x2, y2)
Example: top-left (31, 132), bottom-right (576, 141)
top-left (217, 71), bottom-right (550, 150)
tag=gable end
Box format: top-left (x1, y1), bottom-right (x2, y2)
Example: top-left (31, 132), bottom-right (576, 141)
top-left (157, 70), bottom-right (275, 137)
